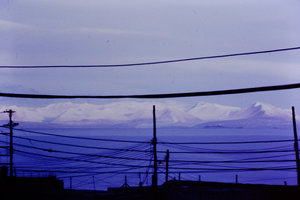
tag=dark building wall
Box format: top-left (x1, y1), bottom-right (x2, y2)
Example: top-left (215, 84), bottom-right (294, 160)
top-left (0, 176), bottom-right (63, 192)
top-left (159, 181), bottom-right (300, 200)
top-left (0, 176), bottom-right (64, 200)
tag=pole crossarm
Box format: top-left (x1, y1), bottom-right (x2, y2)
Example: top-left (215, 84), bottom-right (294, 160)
top-left (2, 109), bottom-right (18, 177)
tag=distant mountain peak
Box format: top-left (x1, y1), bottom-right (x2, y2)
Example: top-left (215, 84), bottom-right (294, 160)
top-left (224, 101), bottom-right (293, 124)
top-left (252, 101), bottom-right (273, 110)
top-left (252, 101), bottom-right (265, 107)
top-left (250, 102), bottom-right (291, 118)
top-left (0, 101), bottom-right (296, 129)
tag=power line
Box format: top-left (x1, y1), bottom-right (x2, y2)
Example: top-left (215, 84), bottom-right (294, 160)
top-left (17, 169), bottom-right (148, 175)
top-left (15, 167), bottom-right (297, 175)
top-left (167, 166), bottom-right (296, 171)
top-left (10, 137), bottom-right (294, 164)
top-left (159, 142), bottom-right (293, 153)
top-left (166, 168), bottom-right (297, 173)
top-left (8, 139), bottom-right (295, 164)
top-left (161, 142), bottom-right (294, 153)
top-left (12, 129), bottom-right (297, 153)
top-left (14, 135), bottom-right (153, 153)
top-left (12, 130), bottom-right (295, 154)
top-left (1, 46), bottom-right (299, 69)
top-left (169, 159), bottom-right (295, 164)
top-left (12, 135), bottom-right (296, 156)
top-left (0, 83), bottom-right (300, 99)
top-left (8, 141), bottom-right (151, 162)
top-left (13, 128), bottom-right (150, 144)
top-left (158, 138), bottom-right (296, 145)
top-left (4, 138), bottom-right (149, 167)
top-left (14, 149), bottom-right (152, 168)
top-left (167, 149), bottom-right (294, 154)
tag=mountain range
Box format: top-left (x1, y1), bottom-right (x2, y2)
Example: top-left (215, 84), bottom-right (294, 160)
top-left (0, 101), bottom-right (297, 129)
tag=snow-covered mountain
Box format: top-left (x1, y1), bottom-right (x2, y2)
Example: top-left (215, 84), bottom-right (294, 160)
top-left (0, 101), bottom-right (297, 128)
top-left (200, 102), bottom-right (295, 128)
top-left (188, 102), bottom-right (240, 121)
top-left (230, 102), bottom-right (291, 120)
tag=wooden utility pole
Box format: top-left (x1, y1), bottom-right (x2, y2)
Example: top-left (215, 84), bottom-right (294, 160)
top-left (152, 105), bottom-right (158, 199)
top-left (4, 109), bottom-right (17, 177)
top-left (292, 106), bottom-right (300, 186)
top-left (165, 149), bottom-right (169, 183)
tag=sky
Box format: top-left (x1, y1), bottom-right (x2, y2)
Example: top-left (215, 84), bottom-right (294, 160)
top-left (0, 0), bottom-right (300, 110)
top-left (1, 1), bottom-right (300, 189)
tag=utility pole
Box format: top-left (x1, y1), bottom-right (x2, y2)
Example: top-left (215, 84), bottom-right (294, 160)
top-left (292, 106), bottom-right (300, 186)
top-left (4, 109), bottom-right (18, 177)
top-left (92, 176), bottom-right (96, 191)
top-left (70, 176), bottom-right (72, 190)
top-left (165, 149), bottom-right (169, 183)
top-left (152, 105), bottom-right (158, 199)
top-left (139, 172), bottom-right (143, 187)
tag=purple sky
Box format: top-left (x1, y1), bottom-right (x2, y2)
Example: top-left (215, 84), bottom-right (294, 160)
top-left (0, 0), bottom-right (300, 109)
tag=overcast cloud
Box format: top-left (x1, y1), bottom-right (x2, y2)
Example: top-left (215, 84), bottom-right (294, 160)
top-left (0, 0), bottom-right (299, 109)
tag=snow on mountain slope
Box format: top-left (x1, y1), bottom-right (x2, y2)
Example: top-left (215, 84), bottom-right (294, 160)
top-left (48, 102), bottom-right (151, 125)
top-left (0, 101), bottom-right (296, 128)
top-left (157, 107), bottom-right (200, 127)
top-left (230, 102), bottom-right (291, 119)
top-left (188, 102), bottom-right (240, 121)
top-left (200, 102), bottom-right (295, 128)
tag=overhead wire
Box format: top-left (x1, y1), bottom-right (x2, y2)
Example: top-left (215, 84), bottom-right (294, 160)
top-left (14, 135), bottom-right (153, 153)
top-left (8, 137), bottom-right (152, 171)
top-left (0, 83), bottom-right (300, 99)
top-left (15, 167), bottom-right (296, 175)
top-left (161, 149), bottom-right (294, 154)
top-left (13, 148), bottom-right (152, 168)
top-left (4, 133), bottom-right (297, 188)
top-left (158, 142), bottom-right (293, 153)
top-left (3, 112), bottom-right (298, 187)
top-left (8, 141), bottom-right (151, 162)
top-left (168, 159), bottom-right (295, 164)
top-left (0, 46), bottom-right (299, 69)
top-left (6, 128), bottom-right (298, 178)
top-left (228, 153), bottom-right (295, 161)
top-left (1, 45), bottom-right (299, 187)
top-left (8, 137), bottom-right (295, 156)
top-left (6, 137), bottom-right (296, 172)
top-left (13, 127), bottom-right (297, 147)
top-left (15, 134), bottom-right (293, 155)
top-left (158, 138), bottom-right (297, 145)
top-left (13, 128), bottom-right (150, 144)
